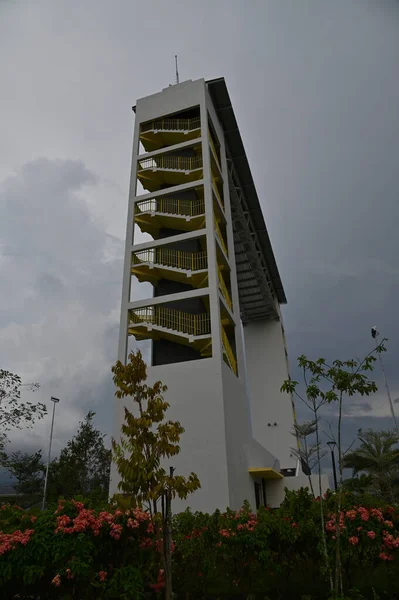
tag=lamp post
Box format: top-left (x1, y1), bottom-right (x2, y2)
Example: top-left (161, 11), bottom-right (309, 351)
top-left (327, 441), bottom-right (338, 491)
top-left (41, 397), bottom-right (60, 511)
top-left (371, 326), bottom-right (398, 434)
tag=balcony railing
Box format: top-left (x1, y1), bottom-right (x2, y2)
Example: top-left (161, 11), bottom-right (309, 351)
top-left (136, 197), bottom-right (205, 217)
top-left (221, 327), bottom-right (237, 375)
top-left (130, 306), bottom-right (211, 337)
top-left (133, 248), bottom-right (208, 272)
top-left (138, 155), bottom-right (203, 172)
top-left (218, 268), bottom-right (233, 310)
top-left (141, 116), bottom-right (201, 134)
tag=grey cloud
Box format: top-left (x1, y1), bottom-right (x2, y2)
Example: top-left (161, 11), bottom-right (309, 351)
top-left (0, 158), bottom-right (122, 451)
top-left (1, 0), bottom-right (399, 452)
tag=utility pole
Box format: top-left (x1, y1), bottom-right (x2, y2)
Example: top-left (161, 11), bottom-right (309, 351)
top-left (164, 466), bottom-right (175, 600)
top-left (41, 396), bottom-right (60, 510)
top-left (371, 326), bottom-right (398, 434)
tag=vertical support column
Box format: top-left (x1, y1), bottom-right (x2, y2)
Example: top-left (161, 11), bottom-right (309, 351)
top-left (118, 116), bottom-right (140, 364)
top-left (200, 85), bottom-right (222, 364)
top-left (206, 89), bottom-right (245, 380)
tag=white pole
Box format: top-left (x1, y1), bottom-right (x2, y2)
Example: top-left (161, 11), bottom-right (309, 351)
top-left (41, 397), bottom-right (59, 510)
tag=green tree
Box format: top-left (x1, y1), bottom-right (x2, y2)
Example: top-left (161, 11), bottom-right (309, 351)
top-left (0, 370), bottom-right (45, 453)
top-left (112, 349), bottom-right (201, 600)
top-left (48, 411), bottom-right (111, 503)
top-left (3, 450), bottom-right (44, 503)
top-left (282, 344), bottom-right (383, 597)
top-left (343, 429), bottom-right (399, 501)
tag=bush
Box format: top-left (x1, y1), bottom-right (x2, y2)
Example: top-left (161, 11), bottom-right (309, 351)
top-left (1, 490), bottom-right (399, 599)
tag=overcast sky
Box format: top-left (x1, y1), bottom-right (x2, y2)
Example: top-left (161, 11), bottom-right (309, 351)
top-left (1, 0), bottom-right (399, 461)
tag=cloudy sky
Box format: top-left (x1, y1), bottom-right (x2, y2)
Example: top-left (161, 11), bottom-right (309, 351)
top-left (1, 0), bottom-right (399, 461)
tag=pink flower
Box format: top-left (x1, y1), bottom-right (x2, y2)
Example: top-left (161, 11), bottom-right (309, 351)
top-left (98, 570), bottom-right (107, 582)
top-left (219, 529), bottom-right (231, 538)
top-left (51, 574), bottom-right (61, 587)
top-left (127, 518), bottom-right (139, 529)
top-left (346, 510), bottom-right (357, 521)
top-left (379, 552), bottom-right (394, 561)
top-left (66, 568), bottom-right (73, 579)
top-left (358, 507), bottom-right (369, 522)
top-left (384, 520), bottom-right (394, 528)
top-left (348, 536), bottom-right (359, 545)
top-left (367, 531), bottom-right (376, 539)
top-left (30, 516), bottom-right (37, 523)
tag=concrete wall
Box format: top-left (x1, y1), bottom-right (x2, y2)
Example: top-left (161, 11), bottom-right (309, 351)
top-left (244, 318), bottom-right (296, 470)
top-left (265, 474), bottom-right (330, 508)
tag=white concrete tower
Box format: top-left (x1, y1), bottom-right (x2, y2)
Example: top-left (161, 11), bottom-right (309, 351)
top-left (111, 78), bottom-right (299, 511)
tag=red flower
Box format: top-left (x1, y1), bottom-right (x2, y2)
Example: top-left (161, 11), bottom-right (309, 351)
top-left (379, 552), bottom-right (394, 561)
top-left (51, 574), bottom-right (61, 587)
top-left (348, 536), bottom-right (359, 545)
top-left (367, 531), bottom-right (376, 539)
top-left (98, 570), bottom-right (107, 582)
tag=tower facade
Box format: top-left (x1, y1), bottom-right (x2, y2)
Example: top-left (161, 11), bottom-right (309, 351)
top-left (111, 78), bottom-right (300, 511)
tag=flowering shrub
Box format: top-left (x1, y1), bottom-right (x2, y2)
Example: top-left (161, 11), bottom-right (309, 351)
top-left (0, 499), bottom-right (158, 599)
top-left (1, 492), bottom-right (399, 598)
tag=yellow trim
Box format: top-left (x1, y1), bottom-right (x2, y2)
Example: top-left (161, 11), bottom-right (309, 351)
top-left (212, 180), bottom-right (224, 208)
top-left (248, 468), bottom-right (283, 480)
top-left (214, 217), bottom-right (228, 256)
top-left (221, 327), bottom-right (237, 375)
top-left (217, 268), bottom-right (232, 310)
top-left (208, 128), bottom-right (221, 168)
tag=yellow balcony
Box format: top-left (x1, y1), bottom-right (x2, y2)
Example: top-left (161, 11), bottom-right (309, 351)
top-left (140, 117), bottom-right (201, 153)
top-left (128, 306), bottom-right (212, 356)
top-left (132, 248), bottom-right (208, 289)
top-left (135, 196), bottom-right (205, 238)
top-left (137, 154), bottom-right (203, 193)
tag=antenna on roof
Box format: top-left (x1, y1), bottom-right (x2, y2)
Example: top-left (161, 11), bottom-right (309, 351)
top-left (175, 55), bottom-right (179, 85)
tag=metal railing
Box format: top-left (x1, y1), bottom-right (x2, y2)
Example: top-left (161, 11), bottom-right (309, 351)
top-left (130, 306), bottom-right (211, 337)
top-left (214, 218), bottom-right (228, 256)
top-left (221, 328), bottom-right (237, 375)
top-left (217, 268), bottom-right (233, 309)
top-left (135, 197), bottom-right (205, 217)
top-left (133, 248), bottom-right (208, 272)
top-left (138, 154), bottom-right (203, 172)
top-left (141, 116), bottom-right (201, 134)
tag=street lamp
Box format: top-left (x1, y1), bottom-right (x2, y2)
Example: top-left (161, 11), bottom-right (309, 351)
top-left (41, 397), bottom-right (60, 511)
top-left (327, 441), bottom-right (338, 491)
top-left (371, 327), bottom-right (398, 434)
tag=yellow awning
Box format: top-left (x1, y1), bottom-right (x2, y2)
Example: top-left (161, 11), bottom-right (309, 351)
top-left (248, 467), bottom-right (283, 480)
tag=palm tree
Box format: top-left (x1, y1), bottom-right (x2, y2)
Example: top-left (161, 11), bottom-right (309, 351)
top-left (343, 430), bottom-right (399, 501)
